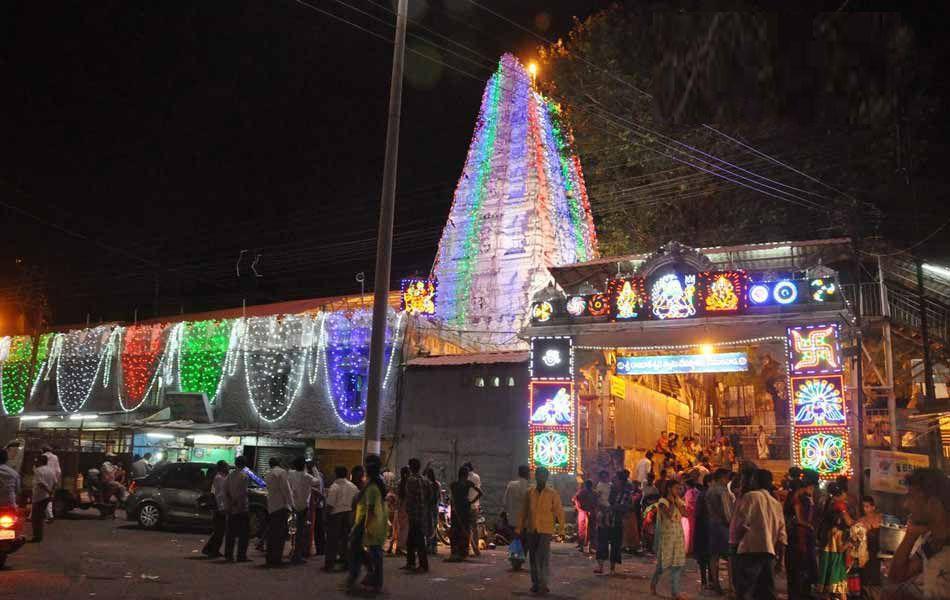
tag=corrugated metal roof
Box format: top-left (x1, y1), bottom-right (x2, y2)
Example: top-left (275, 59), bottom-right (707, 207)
top-left (406, 351), bottom-right (528, 367)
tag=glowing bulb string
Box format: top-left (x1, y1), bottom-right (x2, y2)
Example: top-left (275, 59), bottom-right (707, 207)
top-left (243, 314), bottom-right (311, 423)
top-left (0, 336), bottom-right (33, 415)
top-left (55, 326), bottom-right (115, 413)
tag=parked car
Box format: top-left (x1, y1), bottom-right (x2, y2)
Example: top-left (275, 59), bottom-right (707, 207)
top-left (125, 462), bottom-right (268, 537)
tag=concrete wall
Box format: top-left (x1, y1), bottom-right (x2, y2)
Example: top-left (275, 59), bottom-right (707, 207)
top-left (394, 362), bottom-right (529, 517)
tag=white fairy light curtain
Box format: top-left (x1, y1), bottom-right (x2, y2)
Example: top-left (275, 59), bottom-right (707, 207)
top-left (55, 326), bottom-right (115, 413)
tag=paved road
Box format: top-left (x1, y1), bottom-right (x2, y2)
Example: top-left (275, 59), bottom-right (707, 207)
top-left (1, 510), bottom-right (777, 599)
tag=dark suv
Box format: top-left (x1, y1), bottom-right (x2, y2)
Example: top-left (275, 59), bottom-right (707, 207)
top-left (125, 462), bottom-right (268, 537)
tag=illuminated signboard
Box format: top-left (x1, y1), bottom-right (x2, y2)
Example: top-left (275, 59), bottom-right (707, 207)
top-left (530, 382), bottom-right (574, 426)
top-left (615, 352), bottom-right (749, 375)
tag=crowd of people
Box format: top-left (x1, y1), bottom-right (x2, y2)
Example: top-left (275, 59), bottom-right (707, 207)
top-left (6, 435), bottom-right (950, 599)
top-left (569, 440), bottom-right (950, 600)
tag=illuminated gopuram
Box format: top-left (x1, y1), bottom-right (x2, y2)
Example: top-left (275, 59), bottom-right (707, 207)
top-left (430, 54), bottom-right (598, 345)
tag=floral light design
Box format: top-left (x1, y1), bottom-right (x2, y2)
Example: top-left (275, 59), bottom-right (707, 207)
top-left (793, 376), bottom-right (845, 426)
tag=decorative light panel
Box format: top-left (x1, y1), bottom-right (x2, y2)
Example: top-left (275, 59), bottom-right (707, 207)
top-left (565, 296), bottom-right (587, 317)
top-left (529, 336), bottom-right (573, 380)
top-left (530, 382), bottom-right (574, 426)
top-left (810, 278), bottom-right (837, 302)
top-left (773, 280), bottom-right (798, 305)
top-left (607, 277), bottom-right (646, 321)
top-left (587, 293), bottom-right (609, 317)
top-left (650, 273), bottom-right (696, 320)
top-left (749, 283), bottom-right (771, 305)
top-left (699, 271), bottom-right (747, 314)
top-left (401, 279), bottom-right (437, 316)
top-left (788, 324), bottom-right (841, 375)
top-left (531, 301), bottom-right (553, 323)
top-left (529, 427), bottom-right (573, 472)
top-left (0, 336), bottom-right (33, 415)
top-left (795, 429), bottom-right (851, 478)
top-left (792, 375), bottom-right (846, 426)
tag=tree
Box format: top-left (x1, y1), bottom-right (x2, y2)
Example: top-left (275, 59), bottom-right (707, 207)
top-left (538, 6), bottom-right (948, 257)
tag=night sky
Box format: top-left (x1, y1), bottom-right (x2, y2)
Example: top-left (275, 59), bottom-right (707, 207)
top-left (0, 1), bottom-right (610, 327)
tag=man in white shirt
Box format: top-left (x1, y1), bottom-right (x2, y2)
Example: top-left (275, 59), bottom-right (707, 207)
top-left (264, 457), bottom-right (294, 567)
top-left (288, 456), bottom-right (319, 564)
top-left (463, 462), bottom-right (482, 556)
top-left (41, 446), bottom-right (60, 522)
top-left (31, 455), bottom-right (57, 542)
top-left (202, 461), bottom-right (230, 558)
top-left (732, 470), bottom-right (787, 600)
top-left (634, 451), bottom-right (653, 486)
top-left (324, 466), bottom-right (358, 571)
top-left (502, 465), bottom-right (532, 530)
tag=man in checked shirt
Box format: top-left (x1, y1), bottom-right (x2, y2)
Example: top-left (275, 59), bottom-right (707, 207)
top-left (401, 458), bottom-right (432, 573)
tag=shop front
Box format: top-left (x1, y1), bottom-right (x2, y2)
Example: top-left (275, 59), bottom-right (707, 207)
top-left (523, 240), bottom-right (858, 481)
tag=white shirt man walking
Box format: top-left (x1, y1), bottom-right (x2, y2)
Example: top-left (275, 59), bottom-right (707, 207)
top-left (323, 466), bottom-right (358, 571)
top-left (502, 465), bottom-right (532, 529)
top-left (41, 446), bottom-right (60, 522)
top-left (31, 455), bottom-right (57, 542)
top-left (264, 457), bottom-right (294, 567)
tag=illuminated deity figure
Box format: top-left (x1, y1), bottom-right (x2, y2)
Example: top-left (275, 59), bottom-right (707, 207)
top-left (403, 280), bottom-right (437, 315)
top-left (615, 280), bottom-right (641, 319)
top-left (706, 274), bottom-right (740, 311)
top-left (531, 387), bottom-right (573, 426)
top-left (799, 432), bottom-right (847, 476)
top-left (794, 377), bottom-right (846, 426)
top-left (651, 274), bottom-right (696, 320)
top-left (533, 431), bottom-right (570, 468)
top-left (791, 326), bottom-right (840, 372)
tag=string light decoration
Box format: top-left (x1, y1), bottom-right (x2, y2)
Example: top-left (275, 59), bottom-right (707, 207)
top-left (116, 323), bottom-right (168, 411)
top-left (532, 301), bottom-right (553, 323)
top-left (56, 326), bottom-right (114, 413)
top-left (321, 309), bottom-right (403, 428)
top-left (576, 335), bottom-right (786, 352)
top-left (650, 273), bottom-right (696, 320)
top-left (607, 277), bottom-right (646, 321)
top-left (243, 314), bottom-right (312, 423)
top-left (587, 293), bottom-right (609, 317)
top-left (810, 278), bottom-right (837, 302)
top-left (29, 333), bottom-right (57, 399)
top-left (795, 429), bottom-right (851, 477)
top-left (565, 296), bottom-right (587, 317)
top-left (792, 375), bottom-right (846, 426)
top-left (177, 320), bottom-right (233, 403)
top-left (401, 279), bottom-right (437, 316)
top-left (699, 271), bottom-right (747, 314)
top-left (1, 336), bottom-right (33, 415)
top-left (788, 324), bottom-right (841, 375)
top-left (430, 54), bottom-right (597, 336)
top-left (529, 427), bottom-right (572, 471)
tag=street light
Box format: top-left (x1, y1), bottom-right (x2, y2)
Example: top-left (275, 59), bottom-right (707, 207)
top-left (528, 61), bottom-right (539, 83)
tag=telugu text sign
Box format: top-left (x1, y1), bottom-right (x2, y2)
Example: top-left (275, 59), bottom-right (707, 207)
top-left (616, 352), bottom-right (749, 375)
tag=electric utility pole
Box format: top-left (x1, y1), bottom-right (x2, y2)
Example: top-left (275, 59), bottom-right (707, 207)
top-left (364, 0), bottom-right (408, 460)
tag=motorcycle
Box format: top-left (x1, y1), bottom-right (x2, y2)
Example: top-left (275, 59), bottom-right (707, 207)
top-left (0, 505), bottom-right (26, 569)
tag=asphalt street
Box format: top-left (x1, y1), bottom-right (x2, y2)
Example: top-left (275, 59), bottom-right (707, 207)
top-left (1, 509), bottom-right (764, 599)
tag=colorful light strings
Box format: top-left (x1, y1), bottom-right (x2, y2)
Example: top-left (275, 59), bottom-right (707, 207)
top-left (178, 320), bottom-right (233, 403)
top-left (56, 326), bottom-right (114, 413)
top-left (0, 336), bottom-right (33, 415)
top-left (430, 54), bottom-right (597, 334)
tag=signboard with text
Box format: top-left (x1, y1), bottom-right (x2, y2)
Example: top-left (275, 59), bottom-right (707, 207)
top-left (615, 352), bottom-right (748, 376)
top-left (869, 450), bottom-right (930, 494)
